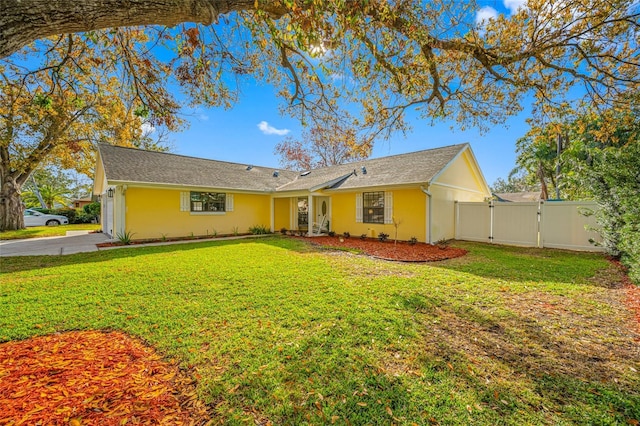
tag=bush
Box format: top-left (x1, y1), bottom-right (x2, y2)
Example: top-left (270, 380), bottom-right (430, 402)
top-left (280, 227), bottom-right (288, 235)
top-left (249, 224), bottom-right (270, 235)
top-left (84, 201), bottom-right (100, 217)
top-left (378, 232), bottom-right (389, 242)
top-left (343, 232), bottom-right (350, 239)
top-left (409, 237), bottom-right (418, 245)
top-left (360, 233), bottom-right (367, 240)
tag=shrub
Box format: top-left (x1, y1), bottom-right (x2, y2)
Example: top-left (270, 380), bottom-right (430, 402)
top-left (343, 232), bottom-right (350, 239)
top-left (280, 227), bottom-right (288, 235)
top-left (327, 231), bottom-right (335, 237)
top-left (360, 233), bottom-right (367, 240)
top-left (249, 224), bottom-right (270, 235)
top-left (378, 232), bottom-right (389, 242)
top-left (83, 201), bottom-right (101, 216)
top-left (409, 237), bottom-right (418, 245)
top-left (116, 230), bottom-right (135, 245)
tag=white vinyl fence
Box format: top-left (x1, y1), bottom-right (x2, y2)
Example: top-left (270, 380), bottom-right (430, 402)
top-left (455, 201), bottom-right (604, 252)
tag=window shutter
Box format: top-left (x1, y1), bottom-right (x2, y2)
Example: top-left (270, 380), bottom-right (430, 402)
top-left (226, 194), bottom-right (234, 212)
top-left (180, 192), bottom-right (189, 212)
top-left (356, 193), bottom-right (363, 223)
top-left (384, 191), bottom-right (393, 224)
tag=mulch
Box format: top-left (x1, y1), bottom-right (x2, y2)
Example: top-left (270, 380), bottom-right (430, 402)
top-left (0, 330), bottom-right (210, 425)
top-left (300, 236), bottom-right (467, 262)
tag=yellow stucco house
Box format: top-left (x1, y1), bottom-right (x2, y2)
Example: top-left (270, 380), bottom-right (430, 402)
top-left (93, 143), bottom-right (490, 243)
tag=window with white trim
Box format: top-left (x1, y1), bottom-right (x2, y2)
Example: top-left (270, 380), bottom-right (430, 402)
top-left (363, 191), bottom-right (385, 224)
top-left (190, 192), bottom-right (226, 212)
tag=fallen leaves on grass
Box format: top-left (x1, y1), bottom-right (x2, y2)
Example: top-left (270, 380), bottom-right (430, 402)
top-left (0, 330), bottom-right (210, 425)
top-left (301, 236), bottom-right (467, 262)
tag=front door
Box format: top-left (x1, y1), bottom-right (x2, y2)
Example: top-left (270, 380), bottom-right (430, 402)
top-left (314, 197), bottom-right (330, 232)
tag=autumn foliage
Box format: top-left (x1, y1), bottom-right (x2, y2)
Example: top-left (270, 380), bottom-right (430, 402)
top-left (0, 330), bottom-right (210, 425)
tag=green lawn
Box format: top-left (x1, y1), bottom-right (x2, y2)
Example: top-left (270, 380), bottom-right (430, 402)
top-left (1, 237), bottom-right (638, 425)
top-left (0, 223), bottom-right (101, 240)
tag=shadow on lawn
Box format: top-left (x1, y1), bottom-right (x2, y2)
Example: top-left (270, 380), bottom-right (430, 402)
top-left (436, 241), bottom-right (617, 287)
top-left (0, 236), bottom-right (311, 274)
top-left (395, 290), bottom-right (640, 422)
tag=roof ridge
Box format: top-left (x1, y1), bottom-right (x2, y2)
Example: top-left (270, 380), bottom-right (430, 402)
top-left (302, 143), bottom-right (469, 173)
top-left (98, 143), bottom-right (293, 172)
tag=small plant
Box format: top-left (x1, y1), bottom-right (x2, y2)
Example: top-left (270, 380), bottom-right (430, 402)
top-left (232, 226), bottom-right (239, 236)
top-left (189, 232), bottom-right (194, 238)
top-left (392, 216), bottom-right (403, 245)
top-left (289, 230), bottom-right (296, 236)
top-left (249, 224), bottom-right (269, 235)
top-left (360, 233), bottom-right (367, 240)
top-left (409, 236), bottom-right (418, 246)
top-left (280, 227), bottom-right (288, 235)
top-left (327, 231), bottom-right (335, 237)
top-left (160, 233), bottom-right (168, 242)
top-left (211, 228), bottom-right (217, 237)
top-left (343, 232), bottom-right (351, 239)
top-left (298, 230), bottom-right (306, 237)
top-left (378, 232), bottom-right (389, 242)
top-left (436, 238), bottom-right (448, 249)
top-left (116, 230), bottom-right (135, 245)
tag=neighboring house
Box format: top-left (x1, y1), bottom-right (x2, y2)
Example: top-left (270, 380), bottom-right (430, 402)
top-left (70, 197), bottom-right (93, 209)
top-left (493, 192), bottom-right (542, 202)
top-left (93, 143), bottom-right (491, 243)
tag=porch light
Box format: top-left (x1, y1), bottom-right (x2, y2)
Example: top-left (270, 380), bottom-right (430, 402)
top-left (107, 188), bottom-right (114, 198)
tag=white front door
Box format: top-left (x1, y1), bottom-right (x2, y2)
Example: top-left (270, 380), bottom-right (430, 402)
top-left (314, 197), bottom-right (330, 232)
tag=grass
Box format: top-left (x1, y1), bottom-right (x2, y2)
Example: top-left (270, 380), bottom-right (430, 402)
top-left (0, 238), bottom-right (638, 425)
top-left (0, 223), bottom-right (101, 240)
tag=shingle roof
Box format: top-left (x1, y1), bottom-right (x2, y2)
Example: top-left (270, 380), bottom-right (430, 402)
top-left (98, 144), bottom-right (298, 192)
top-left (275, 143), bottom-right (468, 192)
top-left (98, 143), bottom-right (469, 192)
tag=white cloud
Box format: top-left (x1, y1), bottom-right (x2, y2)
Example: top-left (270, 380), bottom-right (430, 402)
top-left (141, 122), bottom-right (156, 135)
top-left (258, 121), bottom-right (290, 136)
top-left (504, 0), bottom-right (527, 14)
top-left (475, 6), bottom-right (499, 26)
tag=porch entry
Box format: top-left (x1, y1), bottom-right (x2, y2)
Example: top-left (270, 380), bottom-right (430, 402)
top-left (292, 196), bottom-right (330, 234)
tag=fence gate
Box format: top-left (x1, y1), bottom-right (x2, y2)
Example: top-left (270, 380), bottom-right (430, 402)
top-left (455, 201), bottom-right (604, 252)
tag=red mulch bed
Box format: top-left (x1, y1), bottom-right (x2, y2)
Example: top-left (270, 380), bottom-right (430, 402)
top-left (300, 236), bottom-right (467, 262)
top-left (0, 330), bottom-right (210, 425)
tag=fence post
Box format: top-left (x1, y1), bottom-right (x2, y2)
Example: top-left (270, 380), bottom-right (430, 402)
top-left (538, 201), bottom-right (543, 248)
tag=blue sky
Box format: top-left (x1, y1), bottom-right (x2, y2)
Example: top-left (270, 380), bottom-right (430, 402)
top-left (174, 81), bottom-right (528, 186)
top-left (168, 0), bottom-right (531, 186)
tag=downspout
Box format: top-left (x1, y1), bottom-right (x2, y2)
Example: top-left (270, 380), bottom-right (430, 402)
top-left (420, 184), bottom-right (432, 244)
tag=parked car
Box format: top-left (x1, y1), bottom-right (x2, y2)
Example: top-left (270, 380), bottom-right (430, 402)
top-left (23, 208), bottom-right (69, 226)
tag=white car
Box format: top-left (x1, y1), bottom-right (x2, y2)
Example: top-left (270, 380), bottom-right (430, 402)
top-left (24, 208), bottom-right (69, 226)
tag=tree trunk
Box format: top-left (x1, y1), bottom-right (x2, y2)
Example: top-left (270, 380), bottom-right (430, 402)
top-left (0, 176), bottom-right (25, 231)
top-left (0, 0), bottom-right (287, 59)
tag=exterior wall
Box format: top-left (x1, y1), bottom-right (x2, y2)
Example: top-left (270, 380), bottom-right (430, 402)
top-left (435, 150), bottom-right (488, 192)
top-left (124, 187), bottom-right (271, 240)
top-left (430, 185), bottom-right (485, 242)
top-left (430, 150), bottom-right (490, 241)
top-left (330, 188), bottom-right (427, 242)
top-left (273, 198), bottom-right (290, 232)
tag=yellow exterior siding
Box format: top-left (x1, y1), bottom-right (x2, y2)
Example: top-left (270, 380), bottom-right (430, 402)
top-left (429, 150), bottom-right (490, 241)
top-left (330, 188), bottom-right (426, 242)
top-left (273, 198), bottom-right (290, 231)
top-left (124, 187), bottom-right (271, 240)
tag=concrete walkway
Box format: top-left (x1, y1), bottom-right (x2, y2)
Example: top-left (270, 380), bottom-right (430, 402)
top-left (0, 232), bottom-right (111, 257)
top-left (0, 232), bottom-right (269, 257)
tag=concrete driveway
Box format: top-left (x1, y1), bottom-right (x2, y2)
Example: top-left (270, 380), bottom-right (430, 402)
top-left (0, 231), bottom-right (111, 257)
